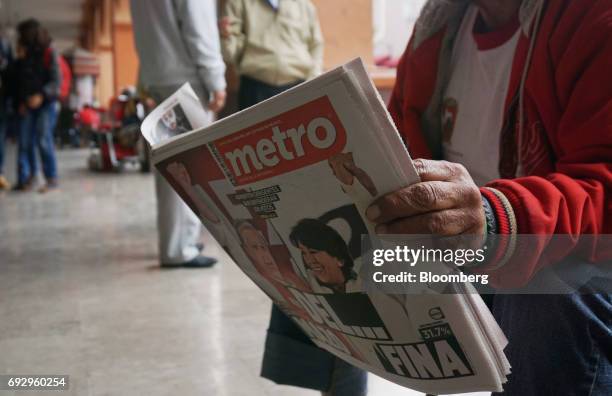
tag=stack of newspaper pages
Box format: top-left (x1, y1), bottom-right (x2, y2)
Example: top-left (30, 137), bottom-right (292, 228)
top-left (141, 58), bottom-right (510, 394)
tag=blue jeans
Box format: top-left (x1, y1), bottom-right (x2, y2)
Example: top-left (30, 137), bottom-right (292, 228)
top-left (491, 292), bottom-right (612, 395)
top-left (17, 102), bottom-right (58, 185)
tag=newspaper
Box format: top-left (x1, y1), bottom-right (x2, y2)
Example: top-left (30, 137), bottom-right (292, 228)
top-left (141, 58), bottom-right (510, 394)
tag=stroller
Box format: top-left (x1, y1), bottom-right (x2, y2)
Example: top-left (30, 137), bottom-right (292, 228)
top-left (87, 88), bottom-right (150, 173)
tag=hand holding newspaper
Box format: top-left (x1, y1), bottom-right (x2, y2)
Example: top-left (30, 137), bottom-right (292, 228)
top-left (141, 58), bottom-right (510, 394)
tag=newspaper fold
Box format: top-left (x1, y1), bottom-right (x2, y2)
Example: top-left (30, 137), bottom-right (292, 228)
top-left (141, 58), bottom-right (510, 394)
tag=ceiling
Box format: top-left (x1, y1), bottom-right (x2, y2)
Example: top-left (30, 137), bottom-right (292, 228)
top-left (0, 0), bottom-right (85, 50)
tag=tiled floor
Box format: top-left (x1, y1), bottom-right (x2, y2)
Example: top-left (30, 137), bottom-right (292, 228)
top-left (0, 147), bottom-right (488, 396)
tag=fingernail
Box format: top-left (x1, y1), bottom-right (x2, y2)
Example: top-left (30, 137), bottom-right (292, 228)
top-left (375, 224), bottom-right (388, 234)
top-left (366, 205), bottom-right (380, 221)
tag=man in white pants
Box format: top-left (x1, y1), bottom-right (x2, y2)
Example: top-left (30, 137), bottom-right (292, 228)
top-left (130, 0), bottom-right (227, 267)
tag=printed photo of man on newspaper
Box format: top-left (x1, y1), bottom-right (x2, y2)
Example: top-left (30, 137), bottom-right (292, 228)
top-left (157, 104), bottom-right (192, 137)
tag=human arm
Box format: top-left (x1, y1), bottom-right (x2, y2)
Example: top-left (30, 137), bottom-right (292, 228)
top-left (378, 5), bottom-right (612, 287)
top-left (477, 4), bottom-right (612, 286)
top-left (306, 2), bottom-right (324, 78)
top-left (219, 0), bottom-right (246, 66)
top-left (174, 0), bottom-right (227, 105)
top-left (42, 47), bottom-right (62, 102)
top-left (328, 152), bottom-right (378, 197)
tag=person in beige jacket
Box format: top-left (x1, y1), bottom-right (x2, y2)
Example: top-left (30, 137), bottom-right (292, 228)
top-left (220, 0), bottom-right (324, 109)
top-left (220, 2), bottom-right (367, 395)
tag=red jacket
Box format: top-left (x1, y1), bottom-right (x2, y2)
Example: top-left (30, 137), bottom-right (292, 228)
top-left (388, 0), bottom-right (612, 287)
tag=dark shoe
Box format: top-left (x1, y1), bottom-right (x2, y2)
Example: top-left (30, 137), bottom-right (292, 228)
top-left (12, 182), bottom-right (32, 192)
top-left (13, 176), bottom-right (34, 192)
top-left (161, 255), bottom-right (217, 269)
top-left (182, 255), bottom-right (217, 268)
top-left (196, 242), bottom-right (205, 252)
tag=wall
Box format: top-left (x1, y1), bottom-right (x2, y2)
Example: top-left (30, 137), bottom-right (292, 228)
top-left (111, 0), bottom-right (138, 95)
top-left (373, 0), bottom-right (426, 58)
top-left (81, 0), bottom-right (139, 106)
top-left (311, 0), bottom-right (373, 69)
top-left (81, 0), bottom-right (375, 107)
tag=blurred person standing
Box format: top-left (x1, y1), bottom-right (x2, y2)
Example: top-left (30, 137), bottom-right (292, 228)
top-left (130, 0), bottom-right (227, 268)
top-left (11, 19), bottom-right (61, 193)
top-left (220, 3), bottom-right (367, 395)
top-left (220, 0), bottom-right (323, 110)
top-left (41, 28), bottom-right (71, 153)
top-left (0, 29), bottom-right (13, 191)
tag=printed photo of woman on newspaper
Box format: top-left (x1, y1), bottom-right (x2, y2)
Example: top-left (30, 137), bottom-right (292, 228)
top-left (290, 218), bottom-right (361, 294)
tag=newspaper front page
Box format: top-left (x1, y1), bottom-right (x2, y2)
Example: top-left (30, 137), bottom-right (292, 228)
top-left (141, 58), bottom-right (510, 394)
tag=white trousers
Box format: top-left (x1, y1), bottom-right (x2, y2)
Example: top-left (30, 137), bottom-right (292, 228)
top-left (154, 170), bottom-right (202, 264)
top-left (149, 84), bottom-right (212, 264)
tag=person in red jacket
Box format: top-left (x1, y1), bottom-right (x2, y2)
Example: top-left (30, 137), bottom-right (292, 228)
top-left (367, 0), bottom-right (611, 394)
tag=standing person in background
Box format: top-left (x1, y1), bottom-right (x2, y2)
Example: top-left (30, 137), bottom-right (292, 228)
top-left (40, 28), bottom-right (70, 154)
top-left (220, 2), bottom-right (367, 395)
top-left (39, 28), bottom-right (67, 191)
top-left (0, 29), bottom-right (13, 191)
top-left (130, 0), bottom-right (226, 268)
top-left (11, 19), bottom-right (61, 193)
top-left (220, 0), bottom-right (323, 110)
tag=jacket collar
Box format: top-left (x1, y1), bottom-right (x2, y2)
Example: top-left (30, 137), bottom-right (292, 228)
top-left (412, 0), bottom-right (544, 51)
top-left (413, 0), bottom-right (546, 163)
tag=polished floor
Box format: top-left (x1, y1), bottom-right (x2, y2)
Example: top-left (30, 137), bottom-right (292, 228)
top-left (0, 147), bottom-right (487, 396)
